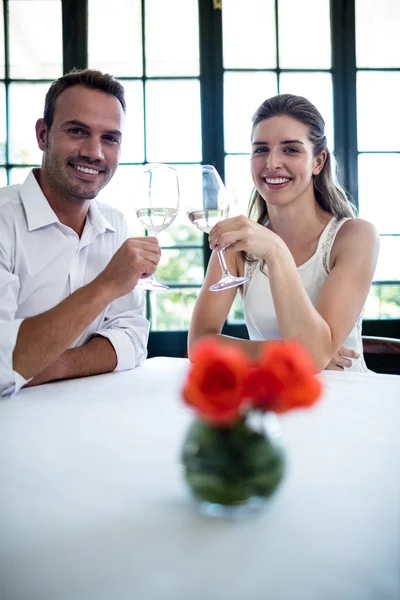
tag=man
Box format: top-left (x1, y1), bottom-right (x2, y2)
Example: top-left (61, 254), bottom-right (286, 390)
top-left (0, 69), bottom-right (161, 397)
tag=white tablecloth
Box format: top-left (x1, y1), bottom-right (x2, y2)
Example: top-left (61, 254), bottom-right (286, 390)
top-left (0, 358), bottom-right (399, 600)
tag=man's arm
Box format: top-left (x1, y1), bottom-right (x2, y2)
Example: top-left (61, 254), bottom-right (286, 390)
top-left (24, 336), bottom-right (117, 387)
top-left (25, 281), bottom-right (149, 387)
top-left (12, 237), bottom-right (160, 384)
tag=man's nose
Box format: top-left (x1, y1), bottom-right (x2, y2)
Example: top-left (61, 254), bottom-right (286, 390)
top-left (79, 136), bottom-right (104, 162)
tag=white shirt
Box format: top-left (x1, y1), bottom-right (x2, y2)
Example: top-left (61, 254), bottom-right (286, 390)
top-left (0, 170), bottom-right (149, 397)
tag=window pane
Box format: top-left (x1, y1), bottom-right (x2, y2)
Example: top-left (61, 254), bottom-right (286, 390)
top-left (0, 83), bottom-right (5, 163)
top-left (172, 164), bottom-right (203, 245)
top-left (9, 0), bottom-right (62, 78)
top-left (145, 0), bottom-right (199, 76)
top-left (373, 237), bottom-right (400, 282)
top-left (278, 0), bottom-right (331, 68)
top-left (156, 248), bottom-right (204, 284)
top-left (9, 167), bottom-right (31, 184)
top-left (222, 0), bottom-right (276, 69)
top-left (97, 164), bottom-right (144, 234)
top-left (225, 154), bottom-right (253, 217)
top-left (0, 167), bottom-right (7, 187)
top-left (120, 80), bottom-right (144, 164)
top-left (158, 212), bottom-right (202, 249)
top-left (364, 284), bottom-right (400, 319)
top-left (358, 154), bottom-right (400, 234)
top-left (145, 80), bottom-right (202, 163)
top-left (357, 72), bottom-right (400, 151)
top-left (149, 287), bottom-right (200, 331)
top-left (88, 0), bottom-right (142, 77)
top-left (279, 72), bottom-right (334, 150)
top-left (224, 72), bottom-right (277, 154)
top-left (9, 83), bottom-right (47, 164)
top-left (356, 0), bottom-right (400, 68)
top-left (0, 0), bottom-right (4, 78)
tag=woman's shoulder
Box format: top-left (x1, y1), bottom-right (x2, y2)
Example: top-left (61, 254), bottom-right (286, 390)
top-left (332, 217), bottom-right (379, 258)
top-left (335, 217), bottom-right (378, 242)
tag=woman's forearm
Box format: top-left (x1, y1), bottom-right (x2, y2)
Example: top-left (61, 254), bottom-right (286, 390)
top-left (267, 246), bottom-right (333, 369)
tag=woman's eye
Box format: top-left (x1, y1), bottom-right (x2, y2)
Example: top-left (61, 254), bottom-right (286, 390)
top-left (253, 146), bottom-right (268, 154)
top-left (284, 147), bottom-right (300, 154)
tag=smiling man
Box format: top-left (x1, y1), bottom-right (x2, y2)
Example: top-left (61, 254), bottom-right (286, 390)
top-left (0, 69), bottom-right (161, 397)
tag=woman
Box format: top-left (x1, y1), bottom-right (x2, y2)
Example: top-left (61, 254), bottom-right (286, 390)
top-left (188, 94), bottom-right (379, 372)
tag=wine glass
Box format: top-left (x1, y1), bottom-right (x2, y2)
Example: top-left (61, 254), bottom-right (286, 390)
top-left (135, 163), bottom-right (179, 291)
top-left (185, 165), bottom-right (248, 292)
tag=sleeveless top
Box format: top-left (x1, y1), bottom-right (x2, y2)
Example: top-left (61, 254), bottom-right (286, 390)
top-left (243, 217), bottom-right (369, 372)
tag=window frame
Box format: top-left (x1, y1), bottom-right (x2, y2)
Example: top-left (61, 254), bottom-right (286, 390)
top-left (1, 0), bottom-right (398, 355)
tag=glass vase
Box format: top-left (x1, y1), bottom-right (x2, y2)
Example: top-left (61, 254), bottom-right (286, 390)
top-left (181, 412), bottom-right (285, 518)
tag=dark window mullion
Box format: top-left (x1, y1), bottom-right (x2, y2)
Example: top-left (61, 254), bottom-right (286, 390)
top-left (62, 0), bottom-right (88, 73)
top-left (331, 0), bottom-right (358, 206)
top-left (275, 0), bottom-right (281, 92)
top-left (198, 0), bottom-right (224, 273)
top-left (3, 0), bottom-right (10, 180)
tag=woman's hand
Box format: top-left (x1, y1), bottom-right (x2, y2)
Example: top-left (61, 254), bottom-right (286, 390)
top-left (209, 216), bottom-right (284, 262)
top-left (325, 345), bottom-right (360, 371)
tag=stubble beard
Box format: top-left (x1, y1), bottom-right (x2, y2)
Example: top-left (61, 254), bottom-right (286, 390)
top-left (43, 148), bottom-right (111, 203)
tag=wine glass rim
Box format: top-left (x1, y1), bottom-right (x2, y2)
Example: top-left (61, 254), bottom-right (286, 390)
top-left (142, 162), bottom-right (178, 172)
top-left (200, 164), bottom-right (217, 170)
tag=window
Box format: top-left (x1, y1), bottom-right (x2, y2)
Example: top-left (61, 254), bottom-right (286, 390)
top-left (88, 0), bottom-right (204, 331)
top-left (0, 0), bottom-right (63, 185)
top-left (355, 0), bottom-right (400, 319)
top-left (223, 0), bottom-right (333, 322)
top-left (1, 0), bottom-right (399, 347)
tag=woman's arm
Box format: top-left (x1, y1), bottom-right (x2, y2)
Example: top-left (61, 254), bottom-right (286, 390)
top-left (188, 249), bottom-right (266, 360)
top-left (209, 217), bottom-right (379, 370)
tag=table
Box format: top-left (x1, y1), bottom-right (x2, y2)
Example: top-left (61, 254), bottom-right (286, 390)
top-left (0, 358), bottom-right (399, 600)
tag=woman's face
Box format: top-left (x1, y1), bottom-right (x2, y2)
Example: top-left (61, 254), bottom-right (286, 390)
top-left (250, 115), bottom-right (325, 209)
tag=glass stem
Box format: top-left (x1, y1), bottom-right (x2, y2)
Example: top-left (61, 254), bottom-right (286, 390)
top-left (216, 249), bottom-right (231, 278)
top-left (145, 230), bottom-right (158, 281)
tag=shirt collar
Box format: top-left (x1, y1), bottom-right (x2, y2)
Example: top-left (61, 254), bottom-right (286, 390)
top-left (20, 169), bottom-right (116, 234)
top-left (20, 170), bottom-right (59, 231)
top-left (87, 200), bottom-right (116, 234)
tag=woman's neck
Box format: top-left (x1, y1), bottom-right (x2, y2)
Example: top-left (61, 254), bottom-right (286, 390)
top-left (266, 200), bottom-right (332, 246)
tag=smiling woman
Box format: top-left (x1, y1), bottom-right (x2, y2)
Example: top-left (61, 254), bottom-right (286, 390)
top-left (188, 94), bottom-right (380, 374)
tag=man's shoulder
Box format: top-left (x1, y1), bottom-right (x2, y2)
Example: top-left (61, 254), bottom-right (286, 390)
top-left (0, 183), bottom-right (23, 208)
top-left (0, 184), bottom-right (24, 230)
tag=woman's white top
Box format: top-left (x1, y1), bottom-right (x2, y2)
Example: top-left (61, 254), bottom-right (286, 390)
top-left (243, 217), bottom-right (369, 372)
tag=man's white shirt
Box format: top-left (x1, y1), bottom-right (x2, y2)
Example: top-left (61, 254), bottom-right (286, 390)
top-left (0, 170), bottom-right (149, 397)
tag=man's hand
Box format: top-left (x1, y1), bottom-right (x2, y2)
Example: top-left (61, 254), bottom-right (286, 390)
top-left (325, 345), bottom-right (360, 371)
top-left (96, 237), bottom-right (161, 299)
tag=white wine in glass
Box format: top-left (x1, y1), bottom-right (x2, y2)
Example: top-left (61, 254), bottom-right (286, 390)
top-left (135, 164), bottom-right (179, 291)
top-left (186, 165), bottom-right (248, 292)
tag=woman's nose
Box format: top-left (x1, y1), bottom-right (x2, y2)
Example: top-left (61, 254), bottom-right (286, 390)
top-left (266, 149), bottom-right (282, 170)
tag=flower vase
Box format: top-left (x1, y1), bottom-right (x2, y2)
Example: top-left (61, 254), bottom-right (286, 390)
top-left (181, 412), bottom-right (285, 518)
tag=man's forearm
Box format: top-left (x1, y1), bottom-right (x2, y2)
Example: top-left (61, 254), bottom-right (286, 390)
top-left (13, 279), bottom-right (115, 381)
top-left (24, 336), bottom-right (118, 387)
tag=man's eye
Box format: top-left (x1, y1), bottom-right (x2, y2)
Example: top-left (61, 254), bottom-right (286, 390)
top-left (69, 128), bottom-right (85, 135)
top-left (103, 135), bottom-right (119, 144)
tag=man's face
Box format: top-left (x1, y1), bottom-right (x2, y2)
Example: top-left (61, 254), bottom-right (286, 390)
top-left (36, 85), bottom-right (124, 202)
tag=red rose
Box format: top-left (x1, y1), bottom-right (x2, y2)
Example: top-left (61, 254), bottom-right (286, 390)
top-left (246, 340), bottom-right (322, 413)
top-left (183, 339), bottom-right (251, 425)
